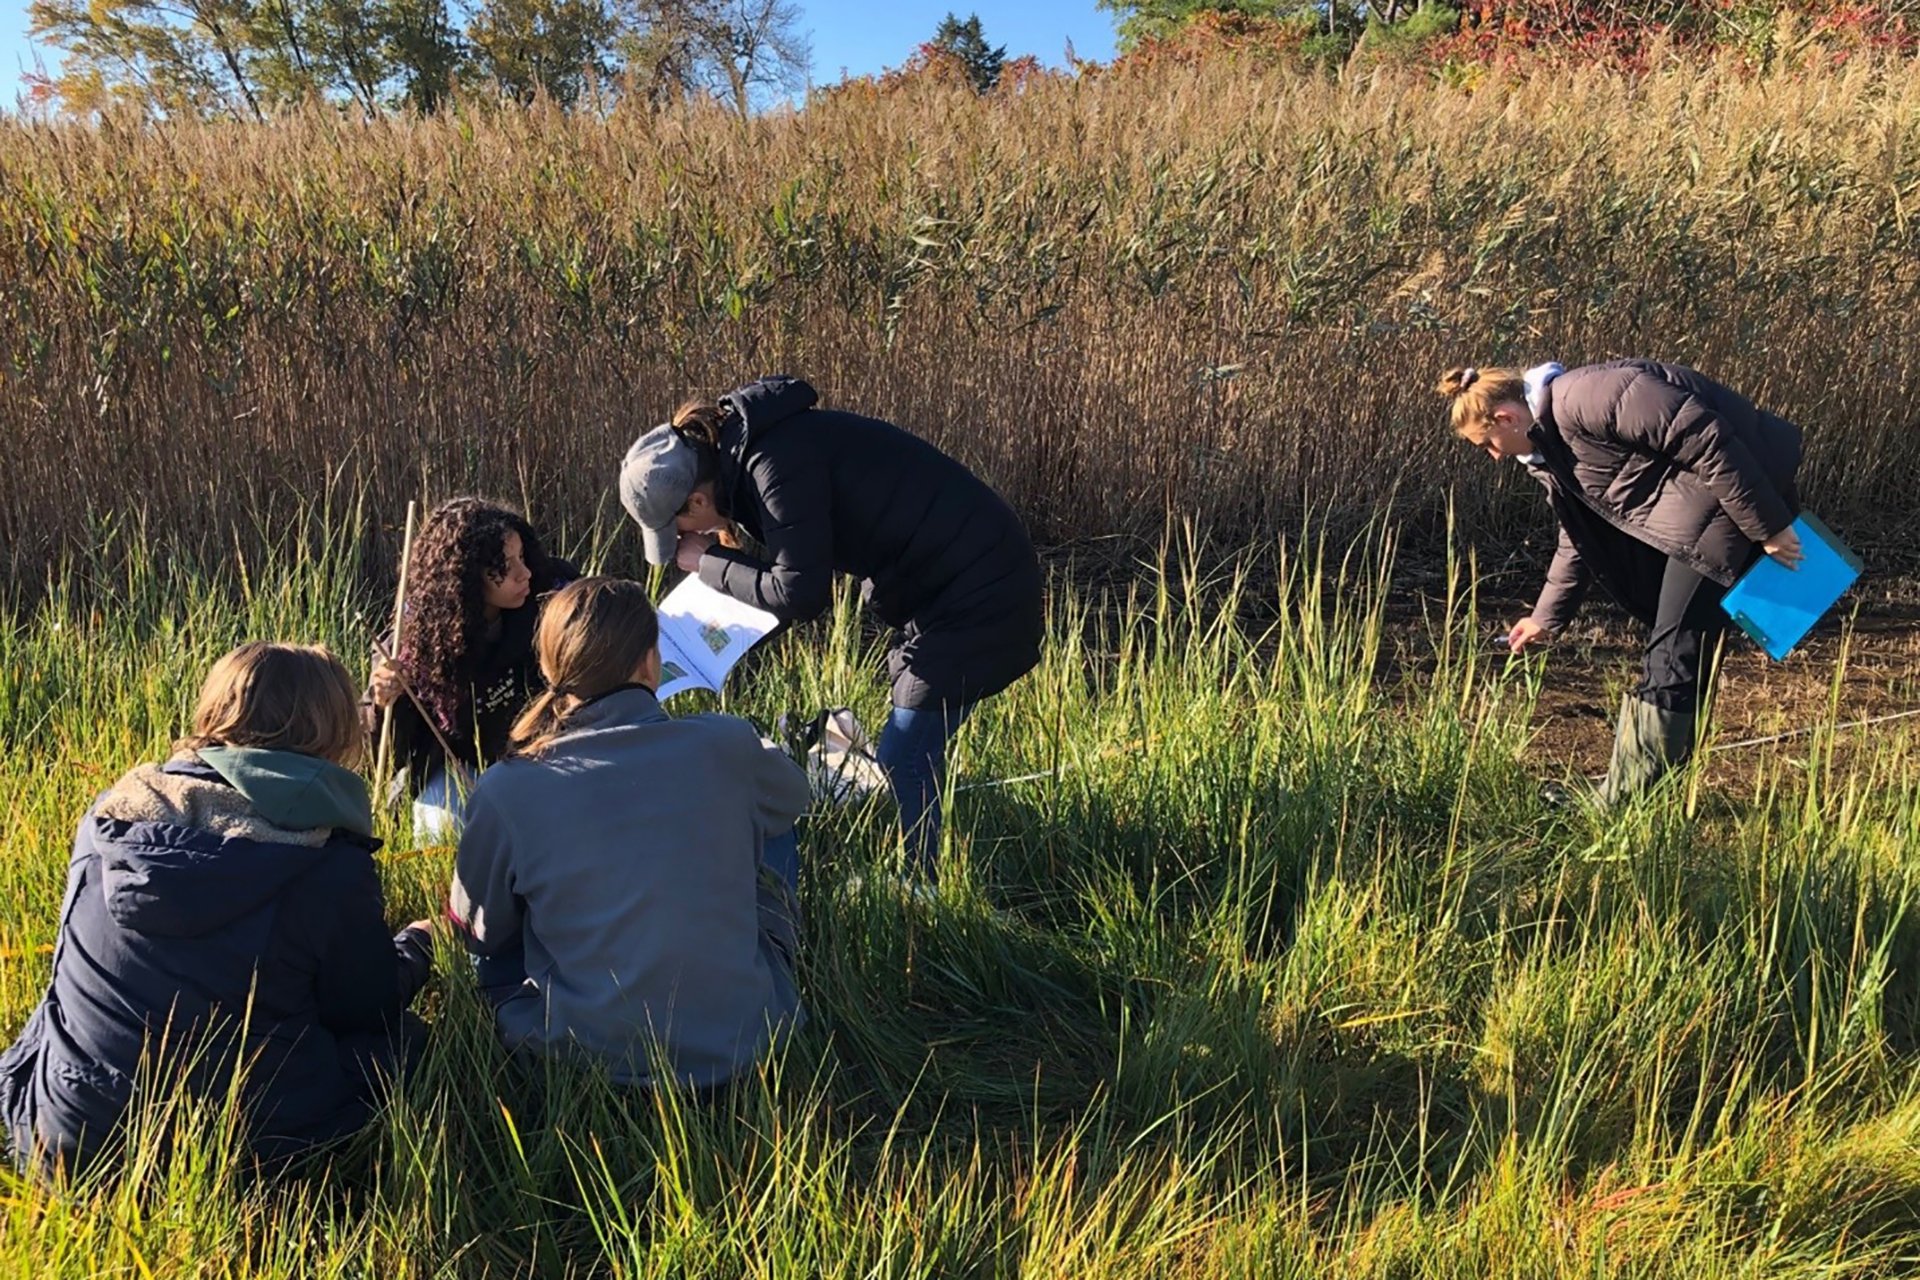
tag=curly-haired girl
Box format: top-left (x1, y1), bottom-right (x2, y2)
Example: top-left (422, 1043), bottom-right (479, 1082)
top-left (366, 498), bottom-right (575, 837)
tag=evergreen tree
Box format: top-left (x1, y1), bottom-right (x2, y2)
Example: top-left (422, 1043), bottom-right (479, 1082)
top-left (930, 12), bottom-right (1004, 93)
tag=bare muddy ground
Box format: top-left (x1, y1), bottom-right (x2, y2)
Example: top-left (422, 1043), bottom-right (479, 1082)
top-left (1041, 536), bottom-right (1917, 788)
top-left (1470, 582), bottom-right (1920, 783)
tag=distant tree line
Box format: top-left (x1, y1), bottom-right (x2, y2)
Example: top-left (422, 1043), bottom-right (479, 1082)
top-left (33, 0), bottom-right (1896, 122)
top-left (1097, 0), bottom-right (1918, 61)
top-left (26, 0), bottom-right (809, 116)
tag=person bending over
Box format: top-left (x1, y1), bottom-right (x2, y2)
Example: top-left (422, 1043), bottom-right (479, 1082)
top-left (448, 577), bottom-right (812, 1091)
top-left (1440, 359), bottom-right (1804, 803)
top-left (617, 376), bottom-right (1043, 879)
top-left (1, 644), bottom-right (433, 1176)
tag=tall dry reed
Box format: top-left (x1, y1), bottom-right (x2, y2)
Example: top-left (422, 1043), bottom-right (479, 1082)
top-left (3, 53), bottom-right (1917, 579)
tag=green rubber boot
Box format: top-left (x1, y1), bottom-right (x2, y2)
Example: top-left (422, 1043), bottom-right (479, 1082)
top-left (1597, 694), bottom-right (1696, 807)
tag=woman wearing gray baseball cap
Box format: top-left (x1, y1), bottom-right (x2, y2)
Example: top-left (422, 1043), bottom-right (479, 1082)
top-left (619, 375), bottom-right (1043, 881)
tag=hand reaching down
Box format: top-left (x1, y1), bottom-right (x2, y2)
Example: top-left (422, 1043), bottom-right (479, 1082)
top-left (1506, 618), bottom-right (1549, 654)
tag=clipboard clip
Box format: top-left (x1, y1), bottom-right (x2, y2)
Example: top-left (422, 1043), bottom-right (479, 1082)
top-left (1729, 610), bottom-right (1773, 652)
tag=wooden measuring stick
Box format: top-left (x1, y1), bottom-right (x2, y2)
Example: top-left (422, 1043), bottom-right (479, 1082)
top-left (374, 500), bottom-right (418, 788)
top-left (369, 631), bottom-right (463, 768)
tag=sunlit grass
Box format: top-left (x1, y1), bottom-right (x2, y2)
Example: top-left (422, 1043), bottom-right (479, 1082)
top-left (0, 510), bottom-right (1914, 1276)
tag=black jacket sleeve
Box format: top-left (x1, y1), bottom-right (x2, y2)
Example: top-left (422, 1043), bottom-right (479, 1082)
top-left (1530, 522), bottom-right (1592, 633)
top-left (698, 450), bottom-right (835, 622)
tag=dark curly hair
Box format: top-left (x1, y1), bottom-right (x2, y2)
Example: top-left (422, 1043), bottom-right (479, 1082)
top-left (397, 498), bottom-right (549, 736)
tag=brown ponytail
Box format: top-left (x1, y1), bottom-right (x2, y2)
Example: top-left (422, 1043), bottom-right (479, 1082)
top-left (510, 577), bottom-right (662, 758)
top-left (669, 398), bottom-right (741, 549)
top-left (1436, 365), bottom-right (1527, 444)
top-left (671, 400), bottom-right (730, 499)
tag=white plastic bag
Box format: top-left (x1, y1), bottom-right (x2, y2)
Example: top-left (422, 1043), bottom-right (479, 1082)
top-left (779, 707), bottom-right (891, 807)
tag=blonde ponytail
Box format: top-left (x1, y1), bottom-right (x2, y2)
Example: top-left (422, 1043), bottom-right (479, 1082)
top-left (1436, 364), bottom-right (1527, 444)
top-left (509, 688), bottom-right (584, 760)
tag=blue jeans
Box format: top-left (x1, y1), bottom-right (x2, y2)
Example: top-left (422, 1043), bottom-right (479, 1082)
top-left (762, 828), bottom-right (800, 896)
top-left (413, 764), bottom-right (471, 843)
top-left (875, 701), bottom-right (976, 878)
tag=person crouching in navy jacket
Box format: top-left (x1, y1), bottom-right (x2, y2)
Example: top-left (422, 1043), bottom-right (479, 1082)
top-left (1, 643), bottom-right (433, 1177)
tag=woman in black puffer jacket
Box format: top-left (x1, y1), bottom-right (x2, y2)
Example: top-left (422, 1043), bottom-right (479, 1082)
top-left (618, 376), bottom-right (1043, 879)
top-left (1441, 358), bottom-right (1805, 804)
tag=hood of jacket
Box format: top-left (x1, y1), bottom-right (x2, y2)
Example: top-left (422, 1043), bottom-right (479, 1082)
top-left (721, 375), bottom-right (818, 450)
top-left (1515, 361), bottom-right (1565, 468)
top-left (1523, 362), bottom-right (1564, 420)
top-left (715, 376), bottom-right (819, 511)
top-left (197, 746), bottom-right (373, 834)
top-left (89, 751), bottom-right (373, 937)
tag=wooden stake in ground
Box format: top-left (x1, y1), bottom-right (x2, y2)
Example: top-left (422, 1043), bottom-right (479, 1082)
top-left (374, 500), bottom-right (418, 793)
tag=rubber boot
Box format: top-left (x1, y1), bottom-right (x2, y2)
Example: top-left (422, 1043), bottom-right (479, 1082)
top-left (1597, 694), bottom-right (1696, 807)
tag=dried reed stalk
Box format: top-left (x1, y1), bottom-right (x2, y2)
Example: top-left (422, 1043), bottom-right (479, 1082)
top-left (2, 54), bottom-right (1916, 587)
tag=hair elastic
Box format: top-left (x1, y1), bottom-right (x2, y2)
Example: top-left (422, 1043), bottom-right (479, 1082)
top-left (1460, 366), bottom-right (1479, 390)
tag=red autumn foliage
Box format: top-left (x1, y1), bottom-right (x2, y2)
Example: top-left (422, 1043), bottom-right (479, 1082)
top-left (1441, 0), bottom-right (1917, 69)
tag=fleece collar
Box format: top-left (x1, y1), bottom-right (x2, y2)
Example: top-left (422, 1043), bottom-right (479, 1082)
top-left (89, 757), bottom-right (364, 938)
top-left (94, 759), bottom-right (336, 849)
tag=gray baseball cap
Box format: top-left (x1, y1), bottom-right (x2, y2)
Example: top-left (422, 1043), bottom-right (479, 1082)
top-left (618, 424), bottom-right (701, 566)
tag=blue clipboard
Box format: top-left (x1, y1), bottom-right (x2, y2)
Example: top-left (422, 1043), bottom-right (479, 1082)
top-left (1721, 514), bottom-right (1862, 661)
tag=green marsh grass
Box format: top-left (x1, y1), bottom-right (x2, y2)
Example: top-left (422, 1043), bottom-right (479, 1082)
top-left (0, 510), bottom-right (1916, 1276)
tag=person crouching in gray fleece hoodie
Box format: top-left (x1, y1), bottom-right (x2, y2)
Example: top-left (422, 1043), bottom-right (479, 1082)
top-left (447, 576), bottom-right (812, 1091)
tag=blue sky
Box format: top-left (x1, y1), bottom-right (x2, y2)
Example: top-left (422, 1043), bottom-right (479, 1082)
top-left (0, 1), bottom-right (1121, 104)
top-left (804, 1), bottom-right (1117, 84)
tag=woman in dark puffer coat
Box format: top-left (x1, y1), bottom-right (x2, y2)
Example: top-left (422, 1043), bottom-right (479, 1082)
top-left (2, 644), bottom-right (432, 1176)
top-left (1440, 359), bottom-right (1804, 803)
top-left (617, 376), bottom-right (1043, 879)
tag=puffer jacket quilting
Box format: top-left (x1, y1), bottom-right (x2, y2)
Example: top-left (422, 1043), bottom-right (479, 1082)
top-left (1528, 360), bottom-right (1802, 631)
top-left (696, 376), bottom-right (1044, 709)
